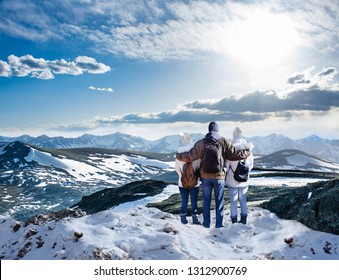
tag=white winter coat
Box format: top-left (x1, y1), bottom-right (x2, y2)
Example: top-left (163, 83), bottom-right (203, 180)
top-left (175, 144), bottom-right (201, 188)
top-left (225, 138), bottom-right (254, 188)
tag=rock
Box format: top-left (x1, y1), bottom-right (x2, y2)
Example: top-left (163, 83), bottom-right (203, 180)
top-left (163, 223), bottom-right (178, 234)
top-left (74, 231), bottom-right (83, 241)
top-left (36, 236), bottom-right (44, 248)
top-left (17, 241), bottom-right (32, 259)
top-left (92, 247), bottom-right (111, 260)
top-left (260, 179), bottom-right (339, 235)
top-left (12, 222), bottom-right (21, 232)
top-left (71, 180), bottom-right (168, 215)
top-left (284, 237), bottom-right (294, 248)
top-left (25, 228), bottom-right (38, 239)
top-left (24, 208), bottom-right (86, 226)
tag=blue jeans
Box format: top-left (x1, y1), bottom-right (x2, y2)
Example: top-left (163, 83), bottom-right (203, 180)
top-left (201, 178), bottom-right (225, 228)
top-left (179, 186), bottom-right (200, 215)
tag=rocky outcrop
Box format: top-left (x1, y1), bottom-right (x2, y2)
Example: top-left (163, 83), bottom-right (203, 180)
top-left (71, 179), bottom-right (168, 214)
top-left (260, 179), bottom-right (339, 235)
top-left (24, 208), bottom-right (86, 226)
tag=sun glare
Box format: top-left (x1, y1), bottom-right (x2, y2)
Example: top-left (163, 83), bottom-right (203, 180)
top-left (227, 11), bottom-right (300, 70)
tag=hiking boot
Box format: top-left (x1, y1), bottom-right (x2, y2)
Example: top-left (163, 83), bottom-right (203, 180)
top-left (192, 214), bottom-right (201, 225)
top-left (180, 213), bottom-right (188, 224)
top-left (240, 214), bottom-right (247, 224)
top-left (231, 216), bottom-right (238, 224)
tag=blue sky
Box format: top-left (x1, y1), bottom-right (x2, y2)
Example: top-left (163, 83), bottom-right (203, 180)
top-left (1, 0), bottom-right (338, 140)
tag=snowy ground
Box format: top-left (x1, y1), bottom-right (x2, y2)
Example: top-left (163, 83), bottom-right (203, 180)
top-left (0, 185), bottom-right (337, 260)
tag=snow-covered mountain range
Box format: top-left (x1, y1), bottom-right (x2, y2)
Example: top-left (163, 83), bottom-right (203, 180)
top-left (1, 141), bottom-right (338, 191)
top-left (0, 133), bottom-right (203, 154)
top-left (1, 140), bottom-right (338, 222)
top-left (0, 141), bottom-right (175, 221)
top-left (251, 134), bottom-right (339, 163)
top-left (0, 141), bottom-right (174, 188)
top-left (255, 149), bottom-right (339, 173)
top-left (1, 132), bottom-right (338, 162)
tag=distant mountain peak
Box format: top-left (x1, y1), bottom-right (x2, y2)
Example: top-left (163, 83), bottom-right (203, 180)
top-left (304, 134), bottom-right (323, 141)
top-left (255, 148), bottom-right (339, 173)
top-left (267, 133), bottom-right (290, 139)
top-left (0, 132), bottom-right (338, 162)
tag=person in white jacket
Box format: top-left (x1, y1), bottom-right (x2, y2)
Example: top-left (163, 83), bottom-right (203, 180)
top-left (225, 127), bottom-right (254, 224)
top-left (175, 133), bottom-right (201, 225)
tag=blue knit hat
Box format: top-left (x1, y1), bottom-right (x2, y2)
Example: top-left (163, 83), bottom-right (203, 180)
top-left (208, 122), bottom-right (219, 132)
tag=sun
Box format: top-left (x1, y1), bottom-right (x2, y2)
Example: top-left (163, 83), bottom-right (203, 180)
top-left (226, 11), bottom-right (301, 71)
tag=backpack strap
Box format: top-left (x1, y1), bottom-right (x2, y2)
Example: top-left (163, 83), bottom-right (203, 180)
top-left (229, 159), bottom-right (246, 173)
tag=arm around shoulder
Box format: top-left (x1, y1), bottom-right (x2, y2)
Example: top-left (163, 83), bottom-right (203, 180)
top-left (176, 140), bottom-right (203, 162)
top-left (223, 139), bottom-right (251, 161)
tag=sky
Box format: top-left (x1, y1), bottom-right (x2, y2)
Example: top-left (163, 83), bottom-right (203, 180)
top-left (0, 0), bottom-right (339, 140)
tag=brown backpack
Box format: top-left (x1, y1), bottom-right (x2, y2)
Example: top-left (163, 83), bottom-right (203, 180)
top-left (181, 162), bottom-right (198, 189)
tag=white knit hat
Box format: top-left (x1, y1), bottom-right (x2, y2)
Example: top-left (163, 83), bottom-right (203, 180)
top-left (180, 133), bottom-right (192, 145)
top-left (233, 127), bottom-right (243, 139)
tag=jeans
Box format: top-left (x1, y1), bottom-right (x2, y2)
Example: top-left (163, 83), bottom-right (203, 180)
top-left (201, 178), bottom-right (225, 228)
top-left (228, 186), bottom-right (248, 218)
top-left (179, 186), bottom-right (200, 215)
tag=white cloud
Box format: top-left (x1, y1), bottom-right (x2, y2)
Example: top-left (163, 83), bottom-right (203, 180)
top-left (88, 86), bottom-right (114, 92)
top-left (0, 61), bottom-right (11, 77)
top-left (0, 0), bottom-right (60, 41)
top-left (74, 67), bottom-right (339, 126)
top-left (1, 1), bottom-right (338, 61)
top-left (0, 55), bottom-right (111, 79)
top-left (78, 1), bottom-right (339, 60)
top-left (286, 66), bottom-right (339, 92)
top-left (75, 56), bottom-right (111, 74)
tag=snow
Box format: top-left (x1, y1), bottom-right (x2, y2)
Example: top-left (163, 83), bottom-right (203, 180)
top-left (128, 155), bottom-right (175, 170)
top-left (285, 154), bottom-right (339, 171)
top-left (0, 142), bottom-right (7, 155)
top-left (113, 184), bottom-right (179, 212)
top-left (24, 147), bottom-right (110, 181)
top-left (96, 155), bottom-right (136, 173)
top-left (0, 184), bottom-right (337, 261)
top-left (250, 176), bottom-right (327, 187)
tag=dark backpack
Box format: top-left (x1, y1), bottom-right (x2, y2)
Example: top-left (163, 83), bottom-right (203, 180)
top-left (181, 162), bottom-right (198, 189)
top-left (202, 139), bottom-right (223, 173)
top-left (230, 160), bottom-right (249, 182)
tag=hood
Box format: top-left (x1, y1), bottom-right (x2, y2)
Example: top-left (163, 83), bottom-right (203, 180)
top-left (205, 131), bottom-right (221, 143)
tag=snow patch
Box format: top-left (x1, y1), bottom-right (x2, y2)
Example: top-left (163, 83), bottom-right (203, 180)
top-left (286, 154), bottom-right (339, 171)
top-left (24, 148), bottom-right (109, 181)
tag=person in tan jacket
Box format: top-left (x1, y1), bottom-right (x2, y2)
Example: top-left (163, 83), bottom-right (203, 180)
top-left (176, 122), bottom-right (251, 228)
